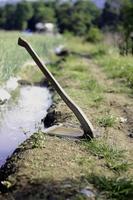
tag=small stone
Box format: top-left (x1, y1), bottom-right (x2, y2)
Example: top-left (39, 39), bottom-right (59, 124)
top-left (62, 184), bottom-right (72, 188)
top-left (94, 129), bottom-right (101, 138)
top-left (80, 187), bottom-right (95, 198)
top-left (0, 88), bottom-right (11, 104)
top-left (1, 181), bottom-right (12, 189)
top-left (54, 45), bottom-right (69, 57)
top-left (128, 133), bottom-right (133, 138)
top-left (120, 117), bottom-right (127, 123)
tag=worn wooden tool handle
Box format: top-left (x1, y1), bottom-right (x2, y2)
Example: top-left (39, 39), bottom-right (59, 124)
top-left (18, 37), bottom-right (95, 139)
top-left (18, 37), bottom-right (28, 47)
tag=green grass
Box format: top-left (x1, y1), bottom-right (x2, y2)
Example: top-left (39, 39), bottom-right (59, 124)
top-left (64, 34), bottom-right (133, 92)
top-left (89, 44), bottom-right (133, 91)
top-left (81, 79), bottom-right (103, 92)
top-left (89, 175), bottom-right (133, 200)
top-left (97, 114), bottom-right (117, 128)
top-left (0, 31), bottom-right (63, 85)
top-left (55, 55), bottom-right (104, 107)
top-left (83, 139), bottom-right (130, 172)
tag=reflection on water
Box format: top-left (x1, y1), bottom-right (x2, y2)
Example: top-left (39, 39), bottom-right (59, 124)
top-left (0, 86), bottom-right (52, 167)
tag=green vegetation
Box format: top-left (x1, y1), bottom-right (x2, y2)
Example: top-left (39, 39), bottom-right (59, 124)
top-left (30, 131), bottom-right (46, 149)
top-left (0, 31), bottom-right (62, 85)
top-left (0, 0), bottom-right (133, 198)
top-left (0, 0), bottom-right (100, 38)
top-left (0, 0), bottom-right (133, 45)
top-left (56, 0), bottom-right (100, 36)
top-left (53, 54), bottom-right (104, 108)
top-left (89, 175), bottom-right (133, 200)
top-left (97, 114), bottom-right (117, 128)
top-left (64, 35), bottom-right (133, 92)
top-left (0, 0), bottom-right (133, 51)
top-left (0, 32), bottom-right (133, 199)
top-left (86, 27), bottom-right (103, 43)
top-left (83, 139), bottom-right (130, 172)
top-left (89, 44), bottom-right (133, 90)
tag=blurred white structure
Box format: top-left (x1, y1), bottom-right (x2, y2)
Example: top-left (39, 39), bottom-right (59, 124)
top-left (35, 22), bottom-right (55, 34)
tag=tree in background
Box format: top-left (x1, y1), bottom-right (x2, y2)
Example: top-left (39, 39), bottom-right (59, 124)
top-left (0, 0), bottom-right (102, 41)
top-left (71, 0), bottom-right (100, 36)
top-left (28, 1), bottom-right (55, 31)
top-left (14, 1), bottom-right (33, 30)
top-left (55, 1), bottom-right (73, 34)
top-left (86, 27), bottom-right (103, 43)
top-left (121, 0), bottom-right (133, 38)
top-left (56, 0), bottom-right (100, 37)
top-left (0, 0), bottom-right (56, 31)
top-left (0, 7), bottom-right (6, 29)
top-left (98, 0), bottom-right (133, 55)
top-left (100, 0), bottom-right (122, 31)
top-left (3, 4), bottom-right (16, 30)
top-left (119, 0), bottom-right (133, 54)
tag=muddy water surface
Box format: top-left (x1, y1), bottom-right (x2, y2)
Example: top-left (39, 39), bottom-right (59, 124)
top-left (0, 86), bottom-right (52, 167)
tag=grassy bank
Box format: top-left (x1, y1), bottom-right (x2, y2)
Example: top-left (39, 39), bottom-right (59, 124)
top-left (0, 33), bottom-right (133, 199)
top-left (0, 31), bottom-right (62, 85)
top-left (65, 35), bottom-right (133, 93)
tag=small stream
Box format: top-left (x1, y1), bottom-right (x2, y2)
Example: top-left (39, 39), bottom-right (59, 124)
top-left (0, 85), bottom-right (52, 167)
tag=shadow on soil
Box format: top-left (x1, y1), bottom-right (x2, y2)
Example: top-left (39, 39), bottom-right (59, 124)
top-left (70, 50), bottom-right (105, 59)
top-left (1, 173), bottom-right (133, 200)
top-left (0, 174), bottom-right (95, 200)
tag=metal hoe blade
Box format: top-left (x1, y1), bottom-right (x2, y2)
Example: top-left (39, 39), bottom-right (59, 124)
top-left (18, 37), bottom-right (95, 139)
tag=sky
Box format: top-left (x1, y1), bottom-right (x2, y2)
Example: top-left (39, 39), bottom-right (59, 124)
top-left (92, 0), bottom-right (105, 8)
top-left (0, 0), bottom-right (106, 8)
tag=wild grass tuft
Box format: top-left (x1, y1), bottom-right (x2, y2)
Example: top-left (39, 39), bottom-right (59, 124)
top-left (82, 79), bottom-right (102, 92)
top-left (83, 139), bottom-right (130, 172)
top-left (97, 114), bottom-right (117, 128)
top-left (88, 174), bottom-right (133, 200)
top-left (92, 95), bottom-right (103, 103)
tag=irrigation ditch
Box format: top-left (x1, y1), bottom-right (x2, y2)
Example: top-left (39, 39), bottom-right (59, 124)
top-left (0, 77), bottom-right (54, 166)
top-left (0, 42), bottom-right (91, 196)
top-left (0, 76), bottom-right (84, 195)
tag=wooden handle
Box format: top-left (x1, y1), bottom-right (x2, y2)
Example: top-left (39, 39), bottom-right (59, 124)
top-left (18, 37), bottom-right (28, 48)
top-left (18, 37), bottom-right (95, 139)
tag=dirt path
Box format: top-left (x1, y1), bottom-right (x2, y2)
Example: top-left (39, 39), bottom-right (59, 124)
top-left (85, 58), bottom-right (133, 150)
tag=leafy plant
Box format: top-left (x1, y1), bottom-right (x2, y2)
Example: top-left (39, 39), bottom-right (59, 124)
top-left (30, 132), bottom-right (45, 149)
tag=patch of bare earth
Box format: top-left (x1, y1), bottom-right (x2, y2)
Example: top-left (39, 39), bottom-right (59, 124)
top-left (0, 136), bottom-right (104, 200)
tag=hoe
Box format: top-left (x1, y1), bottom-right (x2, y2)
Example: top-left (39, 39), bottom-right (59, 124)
top-left (18, 37), bottom-right (95, 139)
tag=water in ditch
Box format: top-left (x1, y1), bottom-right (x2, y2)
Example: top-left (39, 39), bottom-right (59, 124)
top-left (0, 85), bottom-right (52, 167)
